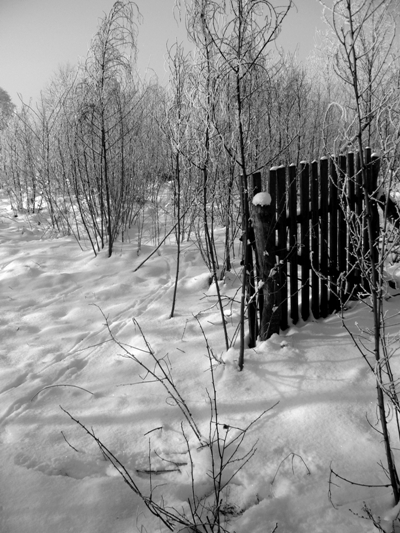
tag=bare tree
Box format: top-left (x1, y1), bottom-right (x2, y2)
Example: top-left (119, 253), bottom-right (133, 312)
top-left (0, 87), bottom-right (15, 131)
top-left (322, 0), bottom-right (400, 505)
top-left (75, 0), bottom-right (140, 256)
top-left (164, 43), bottom-right (194, 317)
top-left (185, 0), bottom-right (292, 368)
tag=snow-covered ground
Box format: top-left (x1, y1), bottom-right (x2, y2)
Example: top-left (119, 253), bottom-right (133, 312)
top-left (1, 194), bottom-right (400, 532)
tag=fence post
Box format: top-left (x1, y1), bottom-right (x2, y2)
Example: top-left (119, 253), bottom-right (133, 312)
top-left (246, 172), bottom-right (262, 348)
top-left (250, 172), bottom-right (263, 335)
top-left (252, 187), bottom-right (281, 340)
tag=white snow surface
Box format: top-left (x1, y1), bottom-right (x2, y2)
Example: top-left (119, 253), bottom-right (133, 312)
top-left (1, 195), bottom-right (400, 532)
top-left (252, 192), bottom-right (272, 206)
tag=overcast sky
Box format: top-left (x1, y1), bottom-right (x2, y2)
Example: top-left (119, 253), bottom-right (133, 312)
top-left (0, 0), bottom-right (325, 105)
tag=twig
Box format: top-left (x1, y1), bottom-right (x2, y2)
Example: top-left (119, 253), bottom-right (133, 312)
top-left (31, 384), bottom-right (94, 401)
top-left (330, 466), bottom-right (391, 488)
top-left (117, 379), bottom-right (160, 387)
top-left (136, 468), bottom-right (181, 475)
top-left (328, 464), bottom-right (340, 510)
top-left (67, 338), bottom-right (114, 355)
top-left (144, 427), bottom-right (163, 436)
top-left (61, 431), bottom-right (81, 453)
top-left (60, 406), bottom-right (190, 531)
top-left (154, 450), bottom-right (187, 468)
top-left (92, 305), bottom-right (203, 443)
top-left (271, 453), bottom-right (311, 485)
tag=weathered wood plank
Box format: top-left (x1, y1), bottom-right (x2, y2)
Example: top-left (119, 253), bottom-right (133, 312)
top-left (346, 152), bottom-right (358, 295)
top-left (329, 157), bottom-right (339, 313)
top-left (250, 171), bottom-right (263, 334)
top-left (300, 161), bottom-right (310, 321)
top-left (311, 160), bottom-right (320, 319)
top-left (320, 157), bottom-right (329, 318)
top-left (252, 175), bottom-right (281, 340)
top-left (276, 165), bottom-right (288, 330)
top-left (288, 164), bottom-right (298, 325)
top-left (338, 155), bottom-right (347, 303)
top-left (370, 154), bottom-right (380, 267)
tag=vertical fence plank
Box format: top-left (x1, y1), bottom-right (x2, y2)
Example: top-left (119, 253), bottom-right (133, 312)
top-left (269, 166), bottom-right (279, 330)
top-left (371, 154), bottom-right (380, 267)
top-left (268, 166), bottom-right (277, 209)
top-left (250, 172), bottom-right (262, 198)
top-left (329, 157), bottom-right (339, 313)
top-left (288, 164), bottom-right (298, 325)
top-left (354, 152), bottom-right (363, 293)
top-left (320, 157), bottom-right (329, 318)
top-left (362, 149), bottom-right (372, 293)
top-left (347, 152), bottom-right (357, 295)
top-left (338, 155), bottom-right (347, 302)
top-left (311, 160), bottom-right (320, 319)
top-left (300, 161), bottom-right (310, 321)
top-left (276, 165), bottom-right (288, 331)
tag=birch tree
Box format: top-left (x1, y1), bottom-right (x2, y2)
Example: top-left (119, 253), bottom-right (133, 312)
top-left (185, 0), bottom-right (293, 368)
top-left (322, 0), bottom-right (400, 506)
top-left (76, 0), bottom-right (140, 256)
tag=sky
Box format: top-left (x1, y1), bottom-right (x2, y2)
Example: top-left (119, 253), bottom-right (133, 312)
top-left (0, 0), bottom-right (325, 105)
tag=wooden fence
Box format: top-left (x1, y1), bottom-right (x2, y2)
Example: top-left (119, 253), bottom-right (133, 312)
top-left (245, 148), bottom-right (381, 337)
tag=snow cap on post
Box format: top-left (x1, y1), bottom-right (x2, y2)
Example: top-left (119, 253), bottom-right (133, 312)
top-left (252, 191), bottom-right (272, 206)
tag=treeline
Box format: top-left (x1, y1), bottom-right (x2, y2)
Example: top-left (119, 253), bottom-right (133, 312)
top-left (0, 0), bottom-right (399, 264)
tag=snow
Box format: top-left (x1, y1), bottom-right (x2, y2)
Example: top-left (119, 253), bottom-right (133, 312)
top-left (1, 194), bottom-right (400, 532)
top-left (252, 191), bottom-right (272, 206)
